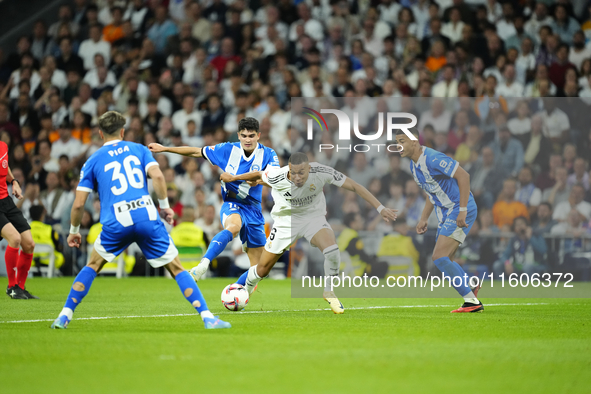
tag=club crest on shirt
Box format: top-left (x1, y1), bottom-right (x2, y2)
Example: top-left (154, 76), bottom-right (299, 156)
top-left (252, 164), bottom-right (260, 171)
top-left (2, 160), bottom-right (7, 168)
top-left (309, 184), bottom-right (316, 192)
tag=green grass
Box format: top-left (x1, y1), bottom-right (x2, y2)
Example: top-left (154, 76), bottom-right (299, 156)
top-left (1, 277), bottom-right (590, 394)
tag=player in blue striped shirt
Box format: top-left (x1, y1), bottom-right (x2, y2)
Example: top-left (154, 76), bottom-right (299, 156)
top-left (396, 128), bottom-right (483, 313)
top-left (149, 117), bottom-right (279, 282)
top-left (51, 111), bottom-right (230, 329)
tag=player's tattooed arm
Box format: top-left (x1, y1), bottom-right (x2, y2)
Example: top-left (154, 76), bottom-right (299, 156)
top-left (148, 143), bottom-right (203, 158)
top-left (220, 171), bottom-right (264, 184)
top-left (340, 178), bottom-right (398, 222)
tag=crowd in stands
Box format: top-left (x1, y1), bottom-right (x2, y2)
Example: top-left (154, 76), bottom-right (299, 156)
top-left (1, 0), bottom-right (591, 278)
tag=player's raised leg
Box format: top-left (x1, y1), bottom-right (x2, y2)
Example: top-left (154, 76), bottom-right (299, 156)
top-left (432, 235), bottom-right (483, 313)
top-left (243, 219), bottom-right (291, 294)
top-left (190, 210), bottom-right (241, 281)
top-left (51, 248), bottom-right (105, 328)
top-left (310, 227), bottom-right (345, 314)
top-left (234, 245), bottom-right (263, 292)
top-left (243, 249), bottom-right (283, 294)
top-left (165, 256), bottom-right (231, 329)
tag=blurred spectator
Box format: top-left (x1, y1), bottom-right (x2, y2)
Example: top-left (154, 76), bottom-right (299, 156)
top-left (172, 94), bottom-right (201, 139)
top-left (542, 166), bottom-right (571, 207)
top-left (379, 154), bottom-right (411, 196)
top-left (551, 209), bottom-right (591, 281)
top-left (48, 4), bottom-right (80, 40)
top-left (536, 153), bottom-right (563, 191)
top-left (533, 202), bottom-right (556, 236)
top-left (195, 203), bottom-right (222, 242)
top-left (29, 204), bottom-right (65, 270)
top-left (79, 24), bottom-right (111, 71)
top-left (493, 216), bottom-right (547, 277)
top-left (402, 179), bottom-right (425, 228)
top-left (147, 6), bottom-right (179, 54)
top-left (50, 125), bottom-right (82, 160)
top-left (567, 157), bottom-right (589, 191)
top-left (515, 166), bottom-right (542, 216)
top-left (492, 178), bottom-right (529, 228)
top-left (553, 184), bottom-right (591, 222)
top-left (488, 126), bottom-right (524, 177)
top-left (469, 146), bottom-right (506, 209)
top-left (40, 171), bottom-right (68, 224)
top-left (56, 36), bottom-right (84, 75)
top-left (338, 212), bottom-right (375, 277)
top-left (348, 153), bottom-right (373, 188)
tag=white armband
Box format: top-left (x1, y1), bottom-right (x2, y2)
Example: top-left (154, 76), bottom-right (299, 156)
top-left (70, 224), bottom-right (80, 234)
top-left (158, 198), bottom-right (170, 209)
top-left (459, 207), bottom-right (467, 212)
top-left (377, 205), bottom-right (385, 213)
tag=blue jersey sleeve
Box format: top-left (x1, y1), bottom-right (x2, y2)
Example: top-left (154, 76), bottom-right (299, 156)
top-left (202, 143), bottom-right (228, 168)
top-left (264, 147), bottom-right (280, 169)
top-left (426, 150), bottom-right (459, 178)
top-left (77, 157), bottom-right (96, 193)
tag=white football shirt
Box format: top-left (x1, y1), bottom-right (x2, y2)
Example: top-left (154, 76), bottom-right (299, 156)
top-left (261, 162), bottom-right (347, 219)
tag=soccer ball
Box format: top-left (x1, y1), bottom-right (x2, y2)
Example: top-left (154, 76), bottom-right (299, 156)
top-left (221, 284), bottom-right (249, 311)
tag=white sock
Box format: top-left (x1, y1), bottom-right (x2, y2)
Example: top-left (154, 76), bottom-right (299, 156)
top-left (323, 245), bottom-right (340, 291)
top-left (59, 307), bottom-right (73, 320)
top-left (245, 265), bottom-right (262, 294)
top-left (463, 291), bottom-right (479, 304)
top-left (200, 310), bottom-right (214, 320)
top-left (324, 276), bottom-right (336, 292)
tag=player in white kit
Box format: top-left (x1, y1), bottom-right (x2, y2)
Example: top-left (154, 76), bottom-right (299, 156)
top-left (222, 153), bottom-right (398, 313)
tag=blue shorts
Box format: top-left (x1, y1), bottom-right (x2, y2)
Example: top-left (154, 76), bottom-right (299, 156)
top-left (435, 200), bottom-right (478, 244)
top-left (94, 219), bottom-right (178, 268)
top-left (219, 201), bottom-right (266, 248)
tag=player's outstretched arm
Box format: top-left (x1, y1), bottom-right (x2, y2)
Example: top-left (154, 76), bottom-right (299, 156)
top-left (148, 143), bottom-right (203, 158)
top-left (340, 178), bottom-right (398, 222)
top-left (220, 171), bottom-right (263, 184)
top-left (148, 165), bottom-right (174, 225)
top-left (68, 190), bottom-right (90, 248)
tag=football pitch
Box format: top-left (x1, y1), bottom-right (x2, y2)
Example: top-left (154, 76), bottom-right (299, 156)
top-left (1, 277), bottom-right (590, 394)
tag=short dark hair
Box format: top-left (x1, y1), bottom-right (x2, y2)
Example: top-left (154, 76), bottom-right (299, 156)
top-left (289, 152), bottom-right (309, 165)
top-left (98, 111), bottom-right (126, 135)
top-left (238, 117), bottom-right (259, 133)
top-left (29, 205), bottom-right (45, 222)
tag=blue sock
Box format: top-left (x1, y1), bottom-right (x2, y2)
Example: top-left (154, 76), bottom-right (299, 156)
top-left (63, 266), bottom-right (97, 312)
top-left (175, 270), bottom-right (209, 314)
top-left (203, 229), bottom-right (234, 261)
top-left (236, 270), bottom-right (248, 286)
top-left (433, 257), bottom-right (471, 297)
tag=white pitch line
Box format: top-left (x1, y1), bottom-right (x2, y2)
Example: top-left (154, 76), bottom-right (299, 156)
top-left (0, 302), bottom-right (555, 324)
